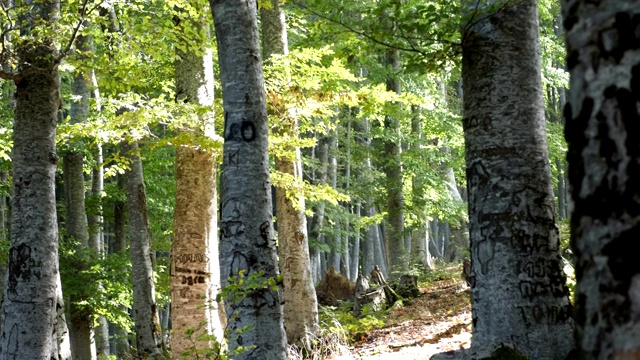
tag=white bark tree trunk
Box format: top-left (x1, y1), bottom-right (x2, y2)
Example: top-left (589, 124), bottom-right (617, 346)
top-left (562, 1), bottom-right (640, 357)
top-left (462, 1), bottom-right (574, 358)
top-left (171, 5), bottom-right (225, 357)
top-left (65, 30), bottom-right (97, 360)
top-left (122, 141), bottom-right (163, 359)
top-left (211, 1), bottom-right (287, 358)
top-left (261, 0), bottom-right (319, 348)
top-left (0, 2), bottom-right (62, 358)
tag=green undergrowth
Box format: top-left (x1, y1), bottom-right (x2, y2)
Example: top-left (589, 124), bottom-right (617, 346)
top-left (319, 301), bottom-right (386, 343)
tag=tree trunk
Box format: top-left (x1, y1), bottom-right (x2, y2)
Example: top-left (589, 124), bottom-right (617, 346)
top-left (382, 49), bottom-right (407, 276)
top-left (0, 171), bottom-right (6, 312)
top-left (326, 133), bottom-right (342, 274)
top-left (562, 1), bottom-right (640, 357)
top-left (261, 0), bottom-right (319, 348)
top-left (309, 136), bottom-right (329, 283)
top-left (374, 222), bottom-right (388, 277)
top-left (111, 172), bottom-right (130, 357)
top-left (0, 2), bottom-right (62, 358)
top-left (462, 1), bottom-right (574, 358)
top-left (410, 105), bottom-right (432, 269)
top-left (342, 206), bottom-right (351, 281)
top-left (64, 152), bottom-right (96, 360)
top-left (64, 30), bottom-right (97, 360)
top-left (171, 5), bottom-right (225, 358)
top-left (362, 201), bottom-right (377, 277)
top-left (555, 158), bottom-right (566, 220)
top-left (114, 174), bottom-right (127, 255)
top-left (122, 141), bottom-right (163, 359)
top-left (342, 121), bottom-right (352, 280)
top-left (211, 1), bottom-right (288, 358)
top-left (349, 203), bottom-right (361, 281)
top-left (91, 144), bottom-right (110, 359)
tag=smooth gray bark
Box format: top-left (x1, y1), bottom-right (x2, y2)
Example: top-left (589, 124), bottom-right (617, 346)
top-left (362, 201), bottom-right (377, 277)
top-left (0, 2), bottom-right (62, 358)
top-left (111, 172), bottom-right (130, 357)
top-left (171, 7), bottom-right (225, 356)
top-left (349, 203), bottom-right (361, 281)
top-left (562, 1), bottom-right (640, 358)
top-left (65, 30), bottom-right (97, 360)
top-left (309, 136), bottom-right (329, 283)
top-left (327, 133), bottom-right (341, 273)
top-left (210, 1), bottom-right (287, 358)
top-left (462, 1), bottom-right (573, 358)
top-left (122, 141), bottom-right (163, 359)
top-left (91, 144), bottom-right (110, 360)
top-left (374, 221), bottom-right (388, 277)
top-left (113, 174), bottom-right (127, 255)
top-left (382, 49), bottom-right (407, 275)
top-left (409, 106), bottom-right (432, 269)
top-left (261, 0), bottom-right (319, 348)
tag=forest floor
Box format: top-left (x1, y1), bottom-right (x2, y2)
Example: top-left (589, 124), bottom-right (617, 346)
top-left (319, 266), bottom-right (473, 360)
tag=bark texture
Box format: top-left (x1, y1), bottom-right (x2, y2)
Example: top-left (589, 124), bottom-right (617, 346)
top-left (211, 0), bottom-right (287, 358)
top-left (382, 49), bottom-right (407, 275)
top-left (309, 136), bottom-right (329, 282)
top-left (122, 141), bottom-right (163, 359)
top-left (562, 1), bottom-right (640, 358)
top-left (462, 1), bottom-right (573, 358)
top-left (64, 31), bottom-right (97, 360)
top-left (171, 8), bottom-right (225, 357)
top-left (261, 0), bottom-right (319, 348)
top-left (0, 2), bottom-right (62, 358)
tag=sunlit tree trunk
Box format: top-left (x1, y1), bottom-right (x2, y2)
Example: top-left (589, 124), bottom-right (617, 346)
top-left (562, 1), bottom-right (640, 357)
top-left (171, 4), bottom-right (225, 357)
top-left (64, 29), bottom-right (97, 360)
top-left (409, 106), bottom-right (432, 269)
top-left (122, 141), bottom-right (163, 359)
top-left (0, 2), bottom-right (63, 358)
top-left (261, 0), bottom-right (318, 348)
top-left (90, 142), bottom-right (110, 359)
top-left (462, 0), bottom-right (573, 358)
top-left (211, 1), bottom-right (287, 358)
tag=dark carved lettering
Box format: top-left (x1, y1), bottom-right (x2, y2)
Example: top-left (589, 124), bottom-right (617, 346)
top-left (517, 304), bottom-right (571, 325)
top-left (226, 122), bottom-right (242, 142)
top-left (175, 253), bottom-right (209, 264)
top-left (241, 121), bottom-right (256, 142)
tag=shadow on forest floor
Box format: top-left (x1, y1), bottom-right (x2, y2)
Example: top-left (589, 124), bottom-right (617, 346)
top-left (328, 271), bottom-right (473, 360)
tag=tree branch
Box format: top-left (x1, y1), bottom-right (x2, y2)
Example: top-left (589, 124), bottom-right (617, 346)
top-left (292, 0), bottom-right (461, 57)
top-left (55, 0), bottom-right (106, 64)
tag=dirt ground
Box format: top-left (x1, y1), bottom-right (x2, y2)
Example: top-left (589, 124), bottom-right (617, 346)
top-left (331, 276), bottom-right (472, 360)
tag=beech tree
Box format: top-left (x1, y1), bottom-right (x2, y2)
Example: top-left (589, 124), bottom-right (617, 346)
top-left (122, 139), bottom-right (164, 359)
top-left (0, 0), bottom-right (64, 358)
top-left (64, 28), bottom-right (97, 360)
top-left (170, 2), bottom-right (225, 357)
top-left (210, 0), bottom-right (288, 359)
top-left (562, 1), bottom-right (640, 357)
top-left (261, 0), bottom-right (319, 349)
top-left (462, 0), bottom-right (573, 358)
